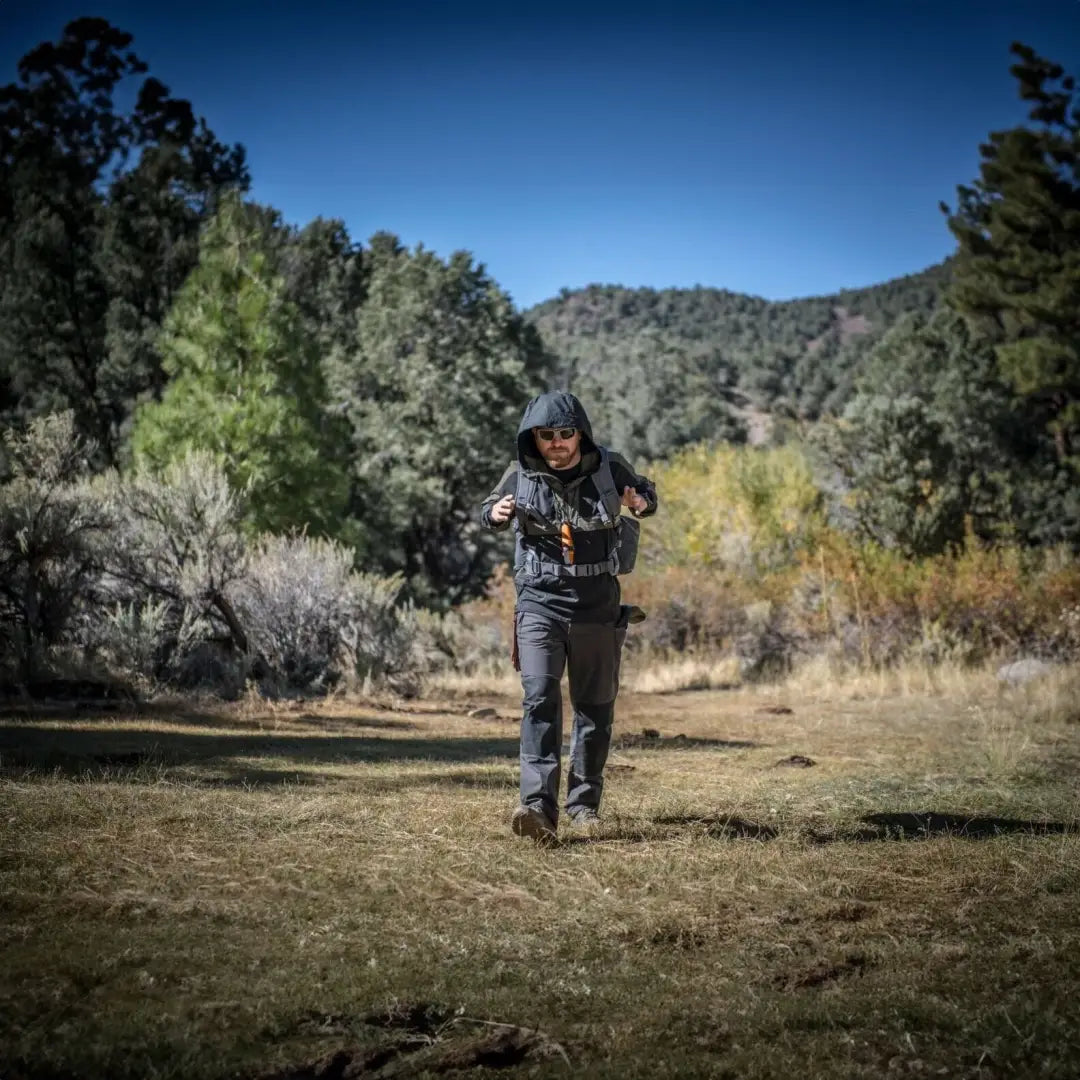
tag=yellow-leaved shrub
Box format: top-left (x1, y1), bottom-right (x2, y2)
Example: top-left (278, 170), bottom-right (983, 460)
top-left (459, 442), bottom-right (1080, 675)
top-left (640, 443), bottom-right (827, 577)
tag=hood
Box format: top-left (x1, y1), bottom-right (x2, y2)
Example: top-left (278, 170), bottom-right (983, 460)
top-left (516, 390), bottom-right (599, 474)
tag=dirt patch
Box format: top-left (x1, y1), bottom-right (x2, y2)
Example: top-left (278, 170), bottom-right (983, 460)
top-left (834, 306), bottom-right (871, 342)
top-left (613, 730), bottom-right (755, 751)
top-left (774, 754), bottom-right (815, 768)
top-left (815, 901), bottom-right (871, 923)
top-left (258, 1002), bottom-right (567, 1078)
top-left (774, 953), bottom-right (870, 991)
top-left (647, 918), bottom-right (730, 950)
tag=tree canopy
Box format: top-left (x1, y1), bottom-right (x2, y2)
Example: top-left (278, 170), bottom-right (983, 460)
top-left (4, 20), bottom-right (1079, 616)
top-left (943, 42), bottom-right (1080, 470)
top-left (0, 16), bottom-right (248, 465)
top-left (130, 195), bottom-right (351, 539)
top-left (325, 233), bottom-right (553, 604)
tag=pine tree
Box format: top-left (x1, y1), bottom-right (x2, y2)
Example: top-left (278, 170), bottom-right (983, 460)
top-left (325, 235), bottom-right (552, 604)
top-left (131, 195), bottom-right (350, 538)
top-left (943, 42), bottom-right (1080, 468)
top-left (0, 17), bottom-right (248, 463)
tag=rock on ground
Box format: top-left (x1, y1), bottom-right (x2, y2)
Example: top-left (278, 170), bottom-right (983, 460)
top-left (996, 658), bottom-right (1055, 686)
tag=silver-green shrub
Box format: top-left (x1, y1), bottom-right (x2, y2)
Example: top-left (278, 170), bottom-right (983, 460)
top-left (235, 534), bottom-right (407, 692)
top-left (93, 452), bottom-right (249, 689)
top-left (0, 413), bottom-right (111, 682)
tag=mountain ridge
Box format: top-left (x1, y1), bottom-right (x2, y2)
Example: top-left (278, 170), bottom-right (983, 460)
top-left (520, 259), bottom-right (953, 460)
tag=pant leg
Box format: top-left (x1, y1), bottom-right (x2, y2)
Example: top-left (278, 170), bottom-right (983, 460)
top-left (565, 621), bottom-right (627, 817)
top-left (515, 610), bottom-right (569, 825)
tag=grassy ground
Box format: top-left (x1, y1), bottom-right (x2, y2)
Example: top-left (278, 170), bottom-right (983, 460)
top-left (2, 664), bottom-right (1080, 1079)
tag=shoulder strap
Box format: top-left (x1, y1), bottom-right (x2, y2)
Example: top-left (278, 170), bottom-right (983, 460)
top-left (514, 468), bottom-right (557, 534)
top-left (593, 447), bottom-right (622, 524)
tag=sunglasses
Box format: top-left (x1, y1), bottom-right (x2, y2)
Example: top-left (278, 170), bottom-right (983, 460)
top-left (535, 427), bottom-right (577, 442)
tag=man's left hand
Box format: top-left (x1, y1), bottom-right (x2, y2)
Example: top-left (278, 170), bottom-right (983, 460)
top-left (622, 486), bottom-right (648, 514)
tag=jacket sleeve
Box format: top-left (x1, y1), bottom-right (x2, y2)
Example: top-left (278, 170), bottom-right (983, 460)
top-left (479, 462), bottom-right (518, 531)
top-left (608, 452), bottom-right (658, 519)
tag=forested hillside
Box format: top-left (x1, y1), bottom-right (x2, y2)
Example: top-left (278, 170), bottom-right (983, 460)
top-left (526, 261), bottom-right (952, 459)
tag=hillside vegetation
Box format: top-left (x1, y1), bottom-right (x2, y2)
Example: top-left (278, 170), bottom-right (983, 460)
top-left (526, 261), bottom-right (952, 458)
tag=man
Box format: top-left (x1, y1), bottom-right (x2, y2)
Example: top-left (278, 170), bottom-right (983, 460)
top-left (480, 390), bottom-right (658, 842)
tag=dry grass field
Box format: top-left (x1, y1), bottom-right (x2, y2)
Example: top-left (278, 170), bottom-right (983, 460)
top-left (2, 662), bottom-right (1080, 1079)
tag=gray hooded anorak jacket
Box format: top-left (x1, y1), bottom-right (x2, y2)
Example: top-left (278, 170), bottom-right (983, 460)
top-left (480, 391), bottom-right (657, 624)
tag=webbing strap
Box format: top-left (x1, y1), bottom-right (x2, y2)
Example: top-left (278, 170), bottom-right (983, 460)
top-left (523, 550), bottom-right (619, 578)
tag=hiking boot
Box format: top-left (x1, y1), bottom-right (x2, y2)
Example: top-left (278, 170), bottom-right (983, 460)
top-left (566, 808), bottom-right (601, 831)
top-left (511, 805), bottom-right (558, 844)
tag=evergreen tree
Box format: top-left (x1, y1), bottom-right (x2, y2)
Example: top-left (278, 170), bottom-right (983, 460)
top-left (326, 234), bottom-right (552, 605)
top-left (817, 310), bottom-right (1042, 553)
top-left (943, 42), bottom-right (1080, 469)
top-left (130, 195), bottom-right (350, 538)
top-left (0, 17), bottom-right (248, 464)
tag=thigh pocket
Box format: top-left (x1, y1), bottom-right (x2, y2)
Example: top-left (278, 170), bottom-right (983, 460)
top-left (569, 624), bottom-right (624, 703)
top-left (515, 612), bottom-right (568, 681)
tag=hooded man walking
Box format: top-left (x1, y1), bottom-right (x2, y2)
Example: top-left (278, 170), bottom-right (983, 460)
top-left (480, 391), bottom-right (658, 842)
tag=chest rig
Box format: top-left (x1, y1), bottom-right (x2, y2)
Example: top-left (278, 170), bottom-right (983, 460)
top-left (513, 447), bottom-right (640, 579)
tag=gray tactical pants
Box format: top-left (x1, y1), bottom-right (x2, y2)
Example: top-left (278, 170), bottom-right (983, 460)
top-left (515, 609), bottom-right (627, 825)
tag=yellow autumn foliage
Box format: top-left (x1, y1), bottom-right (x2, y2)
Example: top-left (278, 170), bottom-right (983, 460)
top-left (641, 442), bottom-right (827, 577)
top-left (461, 442), bottom-right (1080, 669)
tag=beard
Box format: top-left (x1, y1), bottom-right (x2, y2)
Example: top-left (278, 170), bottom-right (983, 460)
top-left (543, 445), bottom-right (580, 469)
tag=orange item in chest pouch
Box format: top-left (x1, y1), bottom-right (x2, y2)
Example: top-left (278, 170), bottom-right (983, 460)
top-left (560, 522), bottom-right (575, 565)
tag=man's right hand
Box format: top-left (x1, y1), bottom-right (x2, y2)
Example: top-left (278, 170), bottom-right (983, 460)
top-left (490, 494), bottom-right (516, 525)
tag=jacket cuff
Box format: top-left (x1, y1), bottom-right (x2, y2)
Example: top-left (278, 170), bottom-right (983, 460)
top-left (632, 491), bottom-right (657, 518)
top-left (481, 507), bottom-right (512, 532)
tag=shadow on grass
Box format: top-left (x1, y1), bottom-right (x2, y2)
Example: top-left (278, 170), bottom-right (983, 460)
top-left (0, 722), bottom-right (520, 782)
top-left (565, 810), bottom-right (1080, 848)
top-left (184, 766), bottom-right (520, 791)
top-left (552, 814), bottom-right (780, 847)
top-left (0, 701), bottom-right (418, 733)
top-left (651, 813), bottom-right (779, 839)
top-left (612, 733), bottom-right (757, 751)
top-left (847, 811), bottom-right (1077, 841)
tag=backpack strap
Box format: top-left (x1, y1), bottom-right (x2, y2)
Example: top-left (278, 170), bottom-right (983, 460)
top-left (513, 447), bottom-right (623, 535)
top-left (513, 468), bottom-right (559, 535)
top-left (520, 548), bottom-right (619, 578)
top-left (591, 447), bottom-right (624, 526)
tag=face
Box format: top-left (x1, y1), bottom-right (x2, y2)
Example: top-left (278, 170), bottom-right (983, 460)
top-left (533, 426), bottom-right (583, 469)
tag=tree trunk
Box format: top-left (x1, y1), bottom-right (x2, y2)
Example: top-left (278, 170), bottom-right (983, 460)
top-left (210, 589), bottom-right (248, 654)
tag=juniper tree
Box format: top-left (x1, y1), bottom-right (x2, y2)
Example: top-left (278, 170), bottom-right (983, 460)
top-left (325, 234), bottom-right (552, 605)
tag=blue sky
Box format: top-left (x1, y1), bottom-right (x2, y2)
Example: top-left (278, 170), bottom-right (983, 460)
top-left (2, 1), bottom-right (1078, 309)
